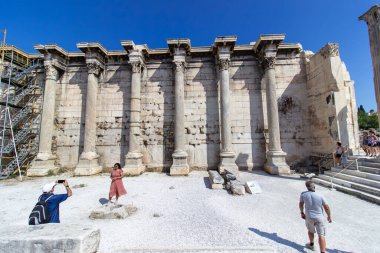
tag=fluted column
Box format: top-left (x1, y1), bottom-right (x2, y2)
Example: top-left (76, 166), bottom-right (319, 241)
top-left (217, 50), bottom-right (238, 174)
top-left (262, 56), bottom-right (290, 175)
top-left (28, 63), bottom-right (59, 176)
top-left (124, 59), bottom-right (145, 175)
top-left (170, 48), bottom-right (189, 176)
top-left (74, 61), bottom-right (102, 175)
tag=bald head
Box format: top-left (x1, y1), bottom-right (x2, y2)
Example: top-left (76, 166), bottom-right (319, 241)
top-left (305, 180), bottom-right (315, 191)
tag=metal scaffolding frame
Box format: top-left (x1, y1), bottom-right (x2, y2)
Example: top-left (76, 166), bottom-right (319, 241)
top-left (0, 30), bottom-right (43, 179)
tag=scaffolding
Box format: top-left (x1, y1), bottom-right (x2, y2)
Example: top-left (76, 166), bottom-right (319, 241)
top-left (0, 30), bottom-right (44, 179)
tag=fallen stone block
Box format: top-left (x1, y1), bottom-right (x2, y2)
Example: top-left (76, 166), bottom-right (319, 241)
top-left (89, 203), bottom-right (137, 219)
top-left (0, 224), bottom-right (100, 253)
top-left (245, 181), bottom-right (263, 194)
top-left (231, 182), bottom-right (246, 195)
top-left (208, 170), bottom-right (224, 184)
top-left (225, 173), bottom-right (237, 181)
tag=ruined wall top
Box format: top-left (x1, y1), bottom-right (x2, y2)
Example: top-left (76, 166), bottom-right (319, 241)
top-left (359, 4), bottom-right (380, 26)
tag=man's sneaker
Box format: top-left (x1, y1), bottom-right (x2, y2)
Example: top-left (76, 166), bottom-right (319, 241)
top-left (306, 243), bottom-right (315, 251)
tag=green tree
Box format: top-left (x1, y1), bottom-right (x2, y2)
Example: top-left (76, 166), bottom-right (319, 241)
top-left (357, 105), bottom-right (379, 130)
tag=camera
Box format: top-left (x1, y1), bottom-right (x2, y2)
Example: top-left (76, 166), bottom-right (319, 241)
top-left (57, 180), bottom-right (65, 184)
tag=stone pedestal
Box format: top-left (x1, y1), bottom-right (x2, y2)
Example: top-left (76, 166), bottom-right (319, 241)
top-left (264, 150), bottom-right (289, 175)
top-left (219, 151), bottom-right (239, 174)
top-left (170, 151), bottom-right (190, 176)
top-left (124, 152), bottom-right (145, 176)
top-left (75, 152), bottom-right (102, 176)
top-left (27, 158), bottom-right (58, 176)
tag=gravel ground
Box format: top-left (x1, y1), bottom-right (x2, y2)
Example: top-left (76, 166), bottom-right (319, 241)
top-left (0, 171), bottom-right (379, 253)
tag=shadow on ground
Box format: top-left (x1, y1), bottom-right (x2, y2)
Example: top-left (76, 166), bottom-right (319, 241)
top-left (99, 198), bottom-right (108, 205)
top-left (249, 227), bottom-right (353, 253)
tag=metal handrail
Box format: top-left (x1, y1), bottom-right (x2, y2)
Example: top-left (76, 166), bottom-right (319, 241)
top-left (330, 157), bottom-right (359, 189)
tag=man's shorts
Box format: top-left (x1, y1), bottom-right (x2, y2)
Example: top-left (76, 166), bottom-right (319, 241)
top-left (305, 218), bottom-right (326, 236)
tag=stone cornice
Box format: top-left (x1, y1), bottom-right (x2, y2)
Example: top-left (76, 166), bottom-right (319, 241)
top-left (254, 34), bottom-right (285, 54)
top-left (77, 42), bottom-right (107, 68)
top-left (167, 38), bottom-right (191, 55)
top-left (359, 4), bottom-right (380, 25)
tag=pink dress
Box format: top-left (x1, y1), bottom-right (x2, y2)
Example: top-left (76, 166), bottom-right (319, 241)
top-left (109, 169), bottom-right (127, 198)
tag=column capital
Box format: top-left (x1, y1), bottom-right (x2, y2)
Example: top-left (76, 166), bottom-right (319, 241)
top-left (44, 63), bottom-right (59, 81)
top-left (86, 61), bottom-right (102, 76)
top-left (217, 58), bottom-right (230, 71)
top-left (130, 61), bottom-right (144, 73)
top-left (173, 60), bottom-right (186, 73)
top-left (260, 56), bottom-right (276, 70)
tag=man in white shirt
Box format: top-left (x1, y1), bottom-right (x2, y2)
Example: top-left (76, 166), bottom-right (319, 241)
top-left (299, 181), bottom-right (332, 252)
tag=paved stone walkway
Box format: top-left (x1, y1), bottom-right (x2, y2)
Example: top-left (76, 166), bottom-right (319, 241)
top-left (0, 171), bottom-right (379, 252)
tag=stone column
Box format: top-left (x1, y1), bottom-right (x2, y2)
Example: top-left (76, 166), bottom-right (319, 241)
top-left (124, 57), bottom-right (145, 175)
top-left (28, 63), bottom-right (59, 176)
top-left (360, 5), bottom-right (380, 123)
top-left (217, 49), bottom-right (238, 174)
top-left (170, 48), bottom-right (189, 176)
top-left (262, 56), bottom-right (290, 175)
top-left (74, 61), bottom-right (102, 175)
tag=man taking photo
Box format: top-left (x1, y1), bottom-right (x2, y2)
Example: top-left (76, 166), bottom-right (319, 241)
top-left (39, 179), bottom-right (73, 223)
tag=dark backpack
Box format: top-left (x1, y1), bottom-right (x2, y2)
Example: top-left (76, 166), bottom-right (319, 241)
top-left (28, 195), bottom-right (53, 225)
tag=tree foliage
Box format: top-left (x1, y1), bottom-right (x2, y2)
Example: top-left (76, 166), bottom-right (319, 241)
top-left (358, 105), bottom-right (379, 130)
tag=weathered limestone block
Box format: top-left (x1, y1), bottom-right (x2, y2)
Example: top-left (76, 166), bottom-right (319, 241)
top-left (245, 180), bottom-right (263, 194)
top-left (0, 224), bottom-right (100, 253)
top-left (89, 204), bottom-right (137, 219)
top-left (208, 170), bottom-right (224, 189)
top-left (231, 181), bottom-right (246, 195)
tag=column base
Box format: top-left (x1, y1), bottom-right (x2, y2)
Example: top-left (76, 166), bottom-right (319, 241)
top-left (124, 152), bottom-right (145, 176)
top-left (74, 152), bottom-right (102, 176)
top-left (218, 151), bottom-right (239, 175)
top-left (170, 151), bottom-right (189, 176)
top-left (264, 150), bottom-right (290, 175)
top-left (27, 158), bottom-right (58, 177)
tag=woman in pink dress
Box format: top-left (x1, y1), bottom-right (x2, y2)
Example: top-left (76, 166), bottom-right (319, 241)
top-left (109, 163), bottom-right (127, 203)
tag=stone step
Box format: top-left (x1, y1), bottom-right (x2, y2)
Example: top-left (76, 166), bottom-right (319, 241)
top-left (316, 175), bottom-right (380, 196)
top-left (331, 167), bottom-right (380, 181)
top-left (356, 166), bottom-right (380, 175)
top-left (360, 161), bottom-right (380, 169)
top-left (325, 171), bottom-right (380, 189)
top-left (312, 178), bottom-right (380, 205)
top-left (114, 247), bottom-right (275, 253)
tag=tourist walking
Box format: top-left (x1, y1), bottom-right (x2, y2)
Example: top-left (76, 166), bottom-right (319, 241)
top-left (334, 142), bottom-right (344, 166)
top-left (299, 181), bottom-right (332, 253)
top-left (109, 163), bottom-right (127, 203)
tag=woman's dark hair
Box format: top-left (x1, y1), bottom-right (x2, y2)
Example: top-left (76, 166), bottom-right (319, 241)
top-left (114, 163), bottom-right (121, 169)
top-left (337, 142), bottom-right (342, 146)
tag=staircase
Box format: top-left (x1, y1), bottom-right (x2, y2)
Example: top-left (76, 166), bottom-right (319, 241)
top-left (313, 158), bottom-right (380, 204)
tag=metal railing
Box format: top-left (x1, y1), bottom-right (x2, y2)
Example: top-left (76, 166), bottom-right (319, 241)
top-left (330, 157), bottom-right (359, 190)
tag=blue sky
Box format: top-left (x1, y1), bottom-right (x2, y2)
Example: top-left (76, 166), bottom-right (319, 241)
top-left (0, 0), bottom-right (378, 111)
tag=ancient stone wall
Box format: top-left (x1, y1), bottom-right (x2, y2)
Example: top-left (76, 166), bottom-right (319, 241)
top-left (306, 44), bottom-right (359, 155)
top-left (28, 38), bottom-right (359, 175)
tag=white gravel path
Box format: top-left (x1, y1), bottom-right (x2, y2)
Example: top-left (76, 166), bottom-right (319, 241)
top-left (0, 171), bottom-right (379, 253)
